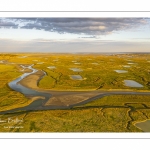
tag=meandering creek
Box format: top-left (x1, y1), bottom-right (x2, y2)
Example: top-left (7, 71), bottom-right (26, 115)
top-left (0, 63), bottom-right (150, 117)
top-left (7, 64), bottom-right (52, 112)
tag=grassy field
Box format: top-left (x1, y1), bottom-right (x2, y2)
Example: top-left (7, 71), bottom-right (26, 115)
top-left (0, 63), bottom-right (31, 112)
top-left (0, 95), bottom-right (150, 132)
top-left (0, 53), bottom-right (150, 132)
top-left (1, 53), bottom-right (150, 91)
top-left (32, 54), bottom-right (150, 90)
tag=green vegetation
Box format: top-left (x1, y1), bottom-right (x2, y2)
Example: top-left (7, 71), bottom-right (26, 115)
top-left (0, 63), bottom-right (31, 111)
top-left (33, 54), bottom-right (150, 90)
top-left (0, 53), bottom-right (150, 132)
top-left (1, 53), bottom-right (149, 90)
top-left (0, 95), bottom-right (150, 132)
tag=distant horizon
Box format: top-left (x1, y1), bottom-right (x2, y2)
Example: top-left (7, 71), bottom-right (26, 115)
top-left (1, 52), bottom-right (150, 54)
top-left (0, 18), bottom-right (150, 53)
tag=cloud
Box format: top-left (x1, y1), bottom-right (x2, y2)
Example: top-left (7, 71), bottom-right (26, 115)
top-left (0, 38), bottom-right (150, 53)
top-left (0, 18), bottom-right (149, 35)
top-left (78, 36), bottom-right (99, 39)
top-left (0, 19), bottom-right (18, 28)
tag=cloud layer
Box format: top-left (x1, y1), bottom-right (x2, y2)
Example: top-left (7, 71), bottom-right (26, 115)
top-left (0, 38), bottom-right (150, 53)
top-left (0, 18), bottom-right (148, 35)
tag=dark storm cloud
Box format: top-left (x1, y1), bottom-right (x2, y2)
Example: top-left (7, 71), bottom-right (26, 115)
top-left (0, 18), bottom-right (148, 35)
top-left (0, 19), bottom-right (18, 28)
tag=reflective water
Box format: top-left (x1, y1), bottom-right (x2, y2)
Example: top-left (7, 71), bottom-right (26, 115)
top-left (8, 65), bottom-right (52, 111)
top-left (124, 80), bottom-right (143, 87)
top-left (70, 68), bottom-right (83, 72)
top-left (135, 120), bottom-right (150, 132)
top-left (47, 66), bottom-right (56, 69)
top-left (123, 65), bottom-right (131, 68)
top-left (70, 75), bottom-right (83, 80)
top-left (114, 70), bottom-right (128, 73)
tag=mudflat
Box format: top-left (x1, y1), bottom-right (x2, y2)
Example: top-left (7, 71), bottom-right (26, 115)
top-left (18, 70), bottom-right (45, 89)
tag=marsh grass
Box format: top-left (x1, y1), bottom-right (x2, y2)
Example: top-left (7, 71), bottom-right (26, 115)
top-left (30, 54), bottom-right (150, 90)
top-left (0, 95), bottom-right (149, 132)
top-left (0, 64), bottom-right (31, 111)
top-left (0, 53), bottom-right (150, 132)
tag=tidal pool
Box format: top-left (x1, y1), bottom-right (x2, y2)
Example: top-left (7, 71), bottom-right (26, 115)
top-left (114, 70), bottom-right (128, 73)
top-left (70, 68), bottom-right (83, 72)
top-left (135, 120), bottom-right (150, 132)
top-left (124, 80), bottom-right (144, 87)
top-left (47, 66), bottom-right (56, 69)
top-left (123, 65), bottom-right (131, 68)
top-left (70, 75), bottom-right (83, 80)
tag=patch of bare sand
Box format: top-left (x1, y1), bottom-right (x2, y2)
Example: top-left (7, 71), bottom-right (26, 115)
top-left (45, 93), bottom-right (100, 106)
top-left (22, 68), bottom-right (33, 73)
top-left (30, 96), bottom-right (45, 101)
top-left (17, 69), bottom-right (102, 107)
top-left (17, 65), bottom-right (33, 73)
top-left (18, 70), bottom-right (45, 89)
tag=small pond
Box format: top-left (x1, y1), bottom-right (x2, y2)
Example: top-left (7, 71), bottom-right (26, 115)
top-left (114, 70), bottom-right (128, 73)
top-left (124, 80), bottom-right (144, 87)
top-left (135, 120), bottom-right (150, 132)
top-left (123, 65), bottom-right (131, 68)
top-left (70, 68), bottom-right (83, 72)
top-left (70, 75), bottom-right (83, 80)
top-left (47, 66), bottom-right (56, 69)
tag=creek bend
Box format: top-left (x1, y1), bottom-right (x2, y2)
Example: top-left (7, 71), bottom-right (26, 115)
top-left (0, 64), bottom-right (150, 114)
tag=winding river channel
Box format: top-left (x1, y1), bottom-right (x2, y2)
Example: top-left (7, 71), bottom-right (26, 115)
top-left (0, 63), bottom-right (150, 115)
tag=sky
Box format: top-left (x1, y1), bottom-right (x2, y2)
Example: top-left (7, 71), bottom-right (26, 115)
top-left (0, 18), bottom-right (150, 53)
